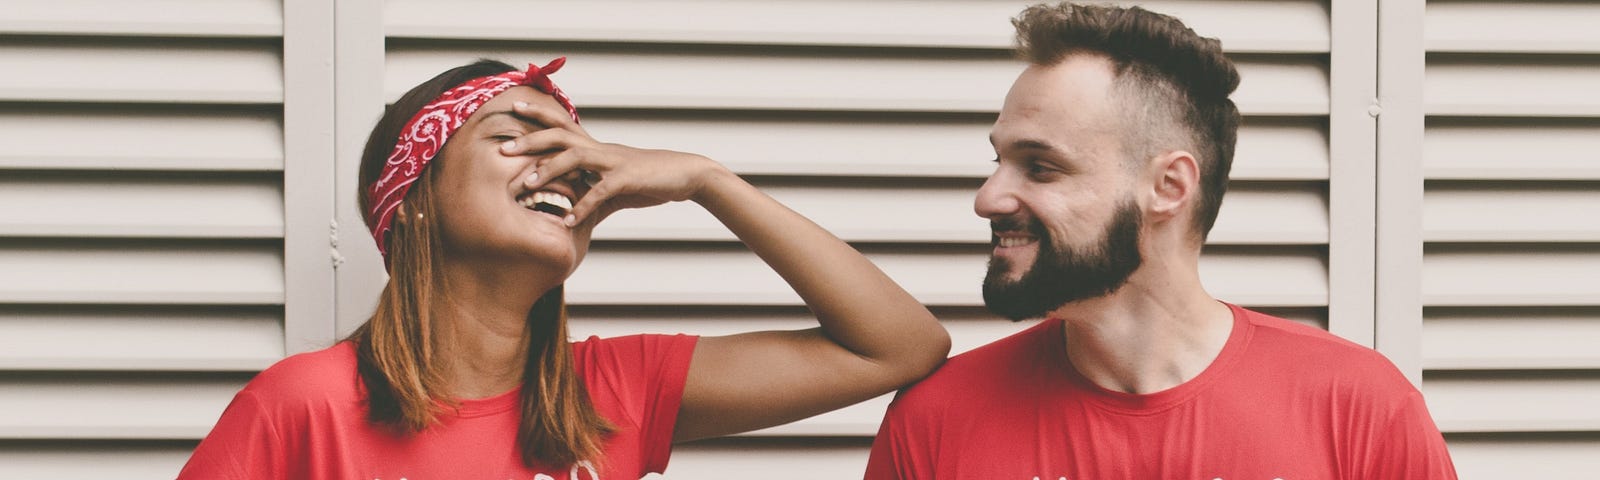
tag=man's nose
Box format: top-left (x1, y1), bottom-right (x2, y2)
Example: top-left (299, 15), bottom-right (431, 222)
top-left (974, 169), bottom-right (1021, 220)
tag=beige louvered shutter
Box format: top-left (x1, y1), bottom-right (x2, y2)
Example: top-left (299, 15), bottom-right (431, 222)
top-left (378, 1), bottom-right (1351, 476)
top-left (1415, 1), bottom-right (1600, 476)
top-left (0, 0), bottom-right (337, 477)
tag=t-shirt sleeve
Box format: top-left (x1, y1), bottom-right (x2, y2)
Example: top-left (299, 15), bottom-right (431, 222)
top-left (576, 333), bottom-right (698, 474)
top-left (1363, 390), bottom-right (1459, 479)
top-left (864, 390), bottom-right (927, 480)
top-left (177, 390), bottom-right (290, 480)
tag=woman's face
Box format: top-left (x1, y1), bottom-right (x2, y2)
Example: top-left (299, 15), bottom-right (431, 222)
top-left (424, 86), bottom-right (594, 278)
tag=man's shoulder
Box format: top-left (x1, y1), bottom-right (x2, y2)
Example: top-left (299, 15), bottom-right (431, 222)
top-left (892, 319), bottom-right (1059, 410)
top-left (1237, 307), bottom-right (1417, 395)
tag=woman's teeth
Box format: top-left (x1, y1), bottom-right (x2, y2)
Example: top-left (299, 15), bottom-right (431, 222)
top-left (519, 191), bottom-right (572, 217)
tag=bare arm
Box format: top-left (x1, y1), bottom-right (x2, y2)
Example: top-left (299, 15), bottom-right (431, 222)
top-left (504, 101), bottom-right (951, 442)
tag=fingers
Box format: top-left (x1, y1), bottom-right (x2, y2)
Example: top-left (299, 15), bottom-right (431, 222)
top-left (511, 100), bottom-right (585, 135)
top-left (499, 126), bottom-right (575, 159)
top-left (521, 147), bottom-right (597, 192)
top-left (565, 176), bottom-right (619, 226)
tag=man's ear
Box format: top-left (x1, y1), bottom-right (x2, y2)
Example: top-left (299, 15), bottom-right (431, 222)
top-left (1148, 150), bottom-right (1200, 222)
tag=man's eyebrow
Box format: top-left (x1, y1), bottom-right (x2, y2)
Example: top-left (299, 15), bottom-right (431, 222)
top-left (989, 135), bottom-right (1064, 153)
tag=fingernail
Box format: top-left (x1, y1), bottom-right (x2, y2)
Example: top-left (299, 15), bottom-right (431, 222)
top-left (501, 140), bottom-right (516, 152)
top-left (563, 214), bottom-right (577, 227)
top-left (524, 172), bottom-right (538, 185)
top-left (513, 101), bottom-right (528, 109)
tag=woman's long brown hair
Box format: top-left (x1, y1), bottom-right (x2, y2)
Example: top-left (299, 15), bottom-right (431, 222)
top-left (350, 59), bottom-right (614, 468)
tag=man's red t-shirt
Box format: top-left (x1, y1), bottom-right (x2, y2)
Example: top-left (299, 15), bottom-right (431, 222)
top-left (179, 334), bottom-right (697, 479)
top-left (866, 304), bottom-right (1456, 479)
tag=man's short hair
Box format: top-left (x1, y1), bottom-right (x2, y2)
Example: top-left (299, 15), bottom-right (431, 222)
top-left (1013, 2), bottom-right (1241, 240)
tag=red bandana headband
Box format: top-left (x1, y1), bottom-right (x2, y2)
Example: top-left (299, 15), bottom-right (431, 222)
top-left (367, 58), bottom-right (579, 259)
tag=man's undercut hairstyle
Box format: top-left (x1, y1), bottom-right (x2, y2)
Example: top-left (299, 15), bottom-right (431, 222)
top-left (1014, 2), bottom-right (1241, 240)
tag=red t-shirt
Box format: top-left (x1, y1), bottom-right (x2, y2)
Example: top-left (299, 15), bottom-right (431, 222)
top-left (179, 334), bottom-right (697, 479)
top-left (866, 304), bottom-right (1457, 479)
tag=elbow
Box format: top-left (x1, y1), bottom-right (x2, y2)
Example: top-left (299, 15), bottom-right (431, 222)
top-left (894, 317), bottom-right (951, 385)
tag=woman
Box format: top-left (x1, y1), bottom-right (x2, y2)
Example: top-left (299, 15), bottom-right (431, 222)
top-left (178, 58), bottom-right (950, 479)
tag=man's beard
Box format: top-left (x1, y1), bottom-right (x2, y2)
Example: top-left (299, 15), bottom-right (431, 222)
top-left (982, 200), bottom-right (1144, 321)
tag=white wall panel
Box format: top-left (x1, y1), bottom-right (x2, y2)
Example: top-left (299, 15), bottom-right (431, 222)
top-left (1423, 307), bottom-right (1600, 370)
top-left (1423, 0), bottom-right (1600, 472)
top-left (388, 0), bottom-right (1329, 54)
top-left (1423, 181), bottom-right (1600, 242)
top-left (0, 107), bottom-right (283, 172)
top-left (0, 39), bottom-right (282, 104)
top-left (1427, 1), bottom-right (1600, 54)
top-left (1424, 119), bottom-right (1600, 180)
top-left (0, 241), bottom-right (284, 305)
top-left (0, 0), bottom-right (280, 37)
top-left (0, 443), bottom-right (194, 480)
top-left (0, 306), bottom-right (283, 371)
top-left (1426, 372), bottom-right (1600, 432)
top-left (0, 174), bottom-right (283, 239)
top-left (1447, 434), bottom-right (1600, 478)
top-left (387, 48), bottom-right (1328, 115)
top-left (0, 375), bottom-right (244, 439)
top-left (1422, 246), bottom-right (1600, 306)
top-left (1426, 55), bottom-right (1600, 117)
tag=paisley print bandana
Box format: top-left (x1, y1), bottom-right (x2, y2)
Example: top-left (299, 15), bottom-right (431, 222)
top-left (367, 58), bottom-right (579, 260)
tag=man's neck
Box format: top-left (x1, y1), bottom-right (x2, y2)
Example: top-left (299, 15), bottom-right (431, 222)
top-left (1050, 261), bottom-right (1234, 395)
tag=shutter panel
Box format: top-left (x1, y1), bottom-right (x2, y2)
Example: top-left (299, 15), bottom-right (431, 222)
top-left (0, 0), bottom-right (286, 476)
top-left (1422, 0), bottom-right (1600, 475)
top-left (383, 1), bottom-right (1335, 476)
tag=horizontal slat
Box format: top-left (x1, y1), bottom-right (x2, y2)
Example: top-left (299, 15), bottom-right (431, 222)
top-left (1424, 307), bottom-right (1600, 370)
top-left (0, 240), bottom-right (284, 305)
top-left (567, 245), bottom-right (1327, 307)
top-left (1425, 371), bottom-right (1600, 432)
top-left (595, 181), bottom-right (1326, 245)
top-left (1447, 433), bottom-right (1600, 478)
top-left (658, 437), bottom-right (872, 479)
top-left (1424, 181), bottom-right (1600, 242)
top-left (0, 374), bottom-right (246, 439)
top-left (1426, 55), bottom-right (1600, 117)
top-left (0, 306), bottom-right (282, 372)
top-left (0, 107), bottom-right (282, 172)
top-left (587, 113), bottom-right (1328, 180)
top-left (1423, 245), bottom-right (1600, 307)
top-left (388, 0), bottom-right (1330, 54)
top-left (0, 441), bottom-right (195, 480)
top-left (388, 48), bottom-right (1328, 115)
top-left (1424, 118), bottom-right (1600, 180)
top-left (0, 173), bottom-right (284, 239)
top-left (1206, 182), bottom-right (1328, 244)
top-left (0, 39), bottom-right (281, 104)
top-left (0, 0), bottom-right (280, 38)
top-left (1427, 1), bottom-right (1600, 54)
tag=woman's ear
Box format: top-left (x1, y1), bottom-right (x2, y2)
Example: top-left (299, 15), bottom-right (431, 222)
top-left (1148, 150), bottom-right (1199, 222)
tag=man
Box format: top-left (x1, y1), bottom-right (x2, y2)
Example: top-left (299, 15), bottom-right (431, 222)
top-left (865, 3), bottom-right (1456, 478)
